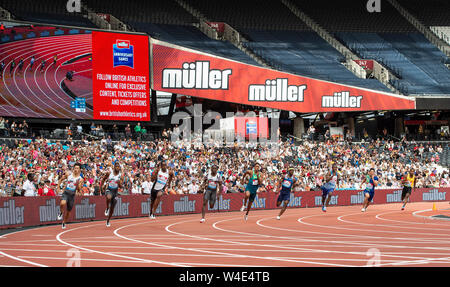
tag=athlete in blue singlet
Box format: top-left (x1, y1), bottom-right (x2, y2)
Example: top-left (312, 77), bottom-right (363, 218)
top-left (240, 163), bottom-right (263, 221)
top-left (321, 164), bottom-right (339, 212)
top-left (276, 167), bottom-right (298, 220)
top-left (361, 168), bottom-right (379, 212)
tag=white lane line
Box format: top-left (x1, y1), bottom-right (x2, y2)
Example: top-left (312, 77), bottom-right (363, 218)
top-left (0, 251), bottom-right (47, 267)
top-left (56, 221), bottom-right (188, 267)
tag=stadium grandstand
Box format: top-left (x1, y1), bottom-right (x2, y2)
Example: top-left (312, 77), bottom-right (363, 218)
top-left (0, 0), bottom-right (449, 268)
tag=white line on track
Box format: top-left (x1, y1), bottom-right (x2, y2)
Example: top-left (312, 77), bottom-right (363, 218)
top-left (295, 213), bottom-right (450, 247)
top-left (375, 210), bottom-right (450, 226)
top-left (212, 215), bottom-right (438, 263)
top-left (56, 220), bottom-right (188, 267)
top-left (250, 213), bottom-right (450, 263)
top-left (112, 214), bottom-right (355, 267)
top-left (337, 211), bottom-right (450, 232)
top-left (0, 251), bottom-right (47, 267)
top-left (165, 217), bottom-right (357, 267)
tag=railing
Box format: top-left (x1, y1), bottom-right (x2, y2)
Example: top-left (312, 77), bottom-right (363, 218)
top-left (430, 26), bottom-right (450, 46)
top-left (198, 20), bottom-right (219, 40)
top-left (0, 6), bottom-right (12, 20)
top-left (87, 12), bottom-right (111, 30)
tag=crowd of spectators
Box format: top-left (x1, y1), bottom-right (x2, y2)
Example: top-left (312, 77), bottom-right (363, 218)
top-left (0, 128), bottom-right (449, 198)
top-left (0, 117), bottom-right (29, 137)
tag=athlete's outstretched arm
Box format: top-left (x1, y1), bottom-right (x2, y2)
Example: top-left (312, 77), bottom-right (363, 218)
top-left (57, 173), bottom-right (68, 194)
top-left (76, 178), bottom-right (85, 196)
top-left (372, 176), bottom-right (379, 187)
top-left (151, 168), bottom-right (159, 183)
top-left (99, 172), bottom-right (109, 194)
top-left (218, 177), bottom-right (223, 195)
top-left (167, 171), bottom-right (175, 192)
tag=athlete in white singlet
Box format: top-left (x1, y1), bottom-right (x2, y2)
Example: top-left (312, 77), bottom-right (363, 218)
top-left (200, 165), bottom-right (222, 223)
top-left (100, 161), bottom-right (123, 227)
top-left (321, 164), bottom-right (339, 212)
top-left (57, 163), bottom-right (84, 229)
top-left (149, 160), bottom-right (173, 219)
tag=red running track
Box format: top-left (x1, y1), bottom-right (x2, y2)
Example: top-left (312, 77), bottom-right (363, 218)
top-left (0, 201), bottom-right (449, 267)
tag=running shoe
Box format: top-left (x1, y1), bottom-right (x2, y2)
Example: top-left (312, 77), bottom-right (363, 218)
top-left (276, 216), bottom-right (280, 220)
top-left (240, 205), bottom-right (245, 212)
top-left (361, 208), bottom-right (366, 212)
top-left (200, 218), bottom-right (205, 223)
top-left (106, 220), bottom-right (110, 227)
top-left (322, 205), bottom-right (327, 212)
top-left (57, 212), bottom-right (63, 221)
top-left (150, 214), bottom-right (156, 220)
top-left (62, 222), bottom-right (66, 229)
top-left (244, 214), bottom-right (248, 221)
top-left (104, 208), bottom-right (109, 216)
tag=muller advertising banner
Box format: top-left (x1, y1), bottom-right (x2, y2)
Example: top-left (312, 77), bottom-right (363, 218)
top-left (151, 39), bottom-right (415, 113)
top-left (1, 188), bottom-right (447, 230)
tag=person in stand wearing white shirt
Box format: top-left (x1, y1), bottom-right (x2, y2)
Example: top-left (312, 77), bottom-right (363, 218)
top-left (22, 173), bottom-right (36, 197)
top-left (141, 175), bottom-right (153, 195)
top-left (188, 180), bottom-right (199, 194)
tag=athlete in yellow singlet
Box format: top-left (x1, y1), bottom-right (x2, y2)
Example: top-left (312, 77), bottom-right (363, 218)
top-left (401, 168), bottom-right (416, 210)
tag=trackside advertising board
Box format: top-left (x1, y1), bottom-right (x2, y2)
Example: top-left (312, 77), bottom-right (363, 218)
top-left (151, 39), bottom-right (415, 112)
top-left (0, 188), bottom-right (447, 229)
top-left (92, 31), bottom-right (150, 121)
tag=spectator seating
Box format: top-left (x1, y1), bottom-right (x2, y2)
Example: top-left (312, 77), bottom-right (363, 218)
top-left (242, 30), bottom-right (392, 92)
top-left (185, 0), bottom-right (310, 31)
top-left (132, 23), bottom-right (260, 66)
top-left (335, 32), bottom-right (450, 95)
top-left (397, 0), bottom-right (450, 26)
top-left (0, 0), bottom-right (96, 28)
top-left (84, 0), bottom-right (197, 25)
top-left (289, 0), bottom-right (417, 33)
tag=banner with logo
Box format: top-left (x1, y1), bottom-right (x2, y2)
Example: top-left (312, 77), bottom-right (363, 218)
top-left (92, 31), bottom-right (150, 121)
top-left (354, 59), bottom-right (374, 70)
top-left (97, 13), bottom-right (111, 23)
top-left (1, 188), bottom-right (447, 229)
top-left (205, 22), bottom-right (225, 35)
top-left (151, 39), bottom-right (415, 113)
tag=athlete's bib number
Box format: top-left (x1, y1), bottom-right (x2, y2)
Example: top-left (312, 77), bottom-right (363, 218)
top-left (282, 180), bottom-right (291, 188)
top-left (252, 179), bottom-right (259, 185)
top-left (157, 179), bottom-right (166, 185)
top-left (67, 183), bottom-right (76, 191)
top-left (109, 181), bottom-right (118, 189)
top-left (208, 181), bottom-right (217, 189)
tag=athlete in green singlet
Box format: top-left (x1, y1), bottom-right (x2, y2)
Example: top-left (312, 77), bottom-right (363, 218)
top-left (240, 163), bottom-right (263, 221)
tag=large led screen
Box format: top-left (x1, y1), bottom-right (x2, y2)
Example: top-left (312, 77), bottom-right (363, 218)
top-left (0, 22), bottom-right (150, 121)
